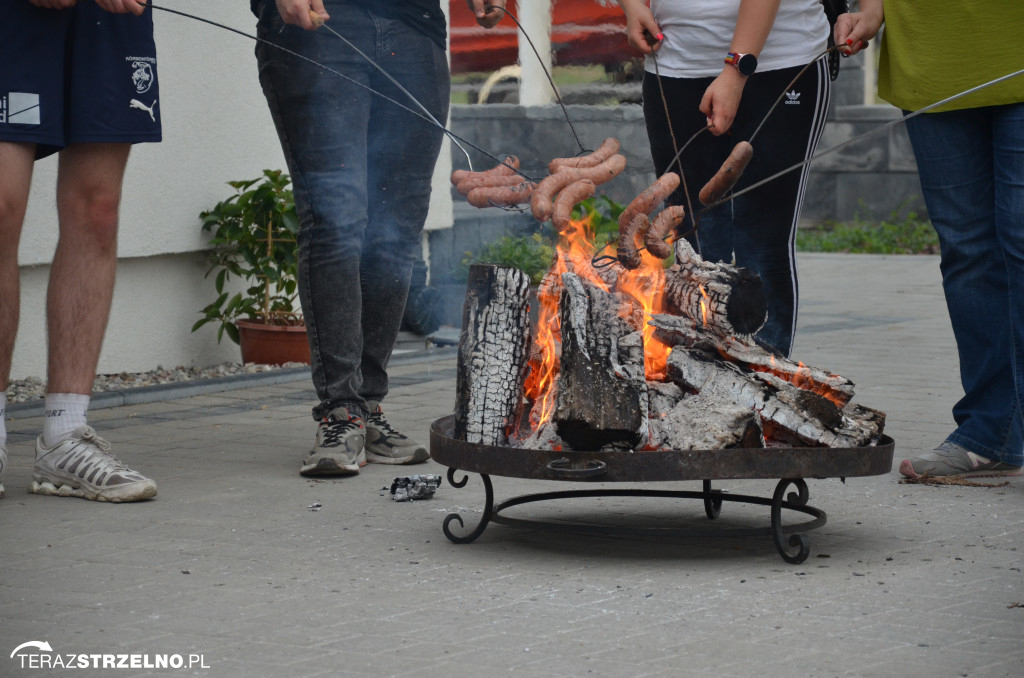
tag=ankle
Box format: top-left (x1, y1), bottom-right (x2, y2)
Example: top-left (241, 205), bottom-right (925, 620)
top-left (42, 393), bottom-right (90, 448)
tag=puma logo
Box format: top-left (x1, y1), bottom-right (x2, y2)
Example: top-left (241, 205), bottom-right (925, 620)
top-left (129, 98), bottom-right (158, 121)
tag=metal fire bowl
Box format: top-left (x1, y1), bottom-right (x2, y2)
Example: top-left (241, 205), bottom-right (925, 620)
top-left (430, 415), bottom-right (894, 563)
top-left (430, 415), bottom-right (894, 483)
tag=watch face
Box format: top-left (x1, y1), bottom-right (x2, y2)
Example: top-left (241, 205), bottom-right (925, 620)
top-left (738, 53), bottom-right (757, 76)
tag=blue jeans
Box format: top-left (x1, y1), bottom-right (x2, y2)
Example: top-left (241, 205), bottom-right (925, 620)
top-left (904, 103), bottom-right (1024, 466)
top-left (254, 1), bottom-right (450, 420)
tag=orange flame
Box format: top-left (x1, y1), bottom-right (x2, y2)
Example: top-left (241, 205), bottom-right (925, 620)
top-left (520, 214), bottom-right (609, 432)
top-left (617, 246), bottom-right (672, 380)
top-left (519, 211), bottom-right (676, 436)
top-left (698, 284), bottom-right (710, 327)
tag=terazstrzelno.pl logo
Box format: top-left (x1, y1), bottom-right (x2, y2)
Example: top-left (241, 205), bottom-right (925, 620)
top-left (10, 641), bottom-right (210, 670)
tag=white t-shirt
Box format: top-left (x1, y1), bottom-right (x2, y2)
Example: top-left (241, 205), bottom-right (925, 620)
top-left (646, 0), bottom-right (830, 77)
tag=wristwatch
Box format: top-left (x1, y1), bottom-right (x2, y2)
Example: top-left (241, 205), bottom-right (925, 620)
top-left (724, 52), bottom-right (758, 76)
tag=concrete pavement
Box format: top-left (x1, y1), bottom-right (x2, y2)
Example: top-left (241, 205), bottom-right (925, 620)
top-left (1, 253), bottom-right (1022, 678)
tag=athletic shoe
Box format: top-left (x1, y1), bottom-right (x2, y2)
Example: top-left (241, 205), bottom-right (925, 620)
top-left (899, 441), bottom-right (1023, 480)
top-left (364, 401), bottom-right (429, 465)
top-left (301, 406), bottom-right (366, 476)
top-left (0, 443), bottom-right (7, 500)
top-left (30, 426), bottom-right (157, 503)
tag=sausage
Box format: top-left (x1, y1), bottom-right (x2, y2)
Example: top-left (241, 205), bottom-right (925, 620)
top-left (466, 181), bottom-right (536, 208)
top-left (644, 205), bottom-right (687, 259)
top-left (551, 179), bottom-right (597, 233)
top-left (618, 172), bottom-right (681, 232)
top-left (617, 213), bottom-right (647, 269)
top-left (531, 154), bottom-right (627, 222)
top-left (698, 141), bottom-right (753, 206)
top-left (456, 173), bottom-right (530, 196)
top-left (548, 138), bottom-right (620, 174)
top-left (450, 156), bottom-right (520, 188)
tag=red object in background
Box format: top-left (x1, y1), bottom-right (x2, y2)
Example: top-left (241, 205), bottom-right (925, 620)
top-left (449, 0), bottom-right (630, 73)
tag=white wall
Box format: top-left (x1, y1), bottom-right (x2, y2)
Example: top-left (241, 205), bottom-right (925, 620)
top-left (10, 2), bottom-right (454, 381)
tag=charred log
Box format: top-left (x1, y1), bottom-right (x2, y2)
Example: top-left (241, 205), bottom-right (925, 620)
top-left (666, 350), bottom-right (884, 448)
top-left (454, 264), bottom-right (532, 446)
top-left (649, 390), bottom-right (765, 451)
top-left (664, 239), bottom-right (767, 338)
top-left (553, 273), bottom-right (648, 450)
top-left (649, 314), bottom-right (856, 407)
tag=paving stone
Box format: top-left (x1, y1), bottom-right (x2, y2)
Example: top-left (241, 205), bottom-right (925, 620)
top-left (1, 254), bottom-right (1022, 677)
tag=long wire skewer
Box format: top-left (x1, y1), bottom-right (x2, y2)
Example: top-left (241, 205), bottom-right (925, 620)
top-left (145, 3), bottom-right (534, 179)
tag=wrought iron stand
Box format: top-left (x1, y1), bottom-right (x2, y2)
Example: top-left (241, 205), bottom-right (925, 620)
top-left (431, 416), bottom-right (894, 564)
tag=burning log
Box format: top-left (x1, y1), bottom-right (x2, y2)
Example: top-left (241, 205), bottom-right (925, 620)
top-left (578, 239), bottom-right (767, 340)
top-left (666, 349), bottom-right (884, 448)
top-left (649, 314), bottom-right (856, 407)
top-left (663, 239), bottom-right (767, 338)
top-left (553, 273), bottom-right (648, 451)
top-left (448, 140), bottom-right (886, 455)
top-left (454, 264), bottom-right (532, 446)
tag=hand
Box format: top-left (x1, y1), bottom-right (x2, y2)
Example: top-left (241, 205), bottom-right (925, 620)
top-left (700, 68), bottom-right (747, 136)
top-left (93, 0), bottom-right (146, 14)
top-left (275, 0), bottom-right (328, 31)
top-left (833, 5), bottom-right (883, 56)
top-left (616, 0), bottom-right (662, 54)
top-left (28, 1), bottom-right (78, 8)
top-left (466, 1), bottom-right (505, 29)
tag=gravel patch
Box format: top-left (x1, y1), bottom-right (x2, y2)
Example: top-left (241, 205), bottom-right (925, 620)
top-left (6, 362), bottom-right (306, 404)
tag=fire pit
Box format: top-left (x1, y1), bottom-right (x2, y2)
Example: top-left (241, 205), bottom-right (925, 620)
top-left (440, 151), bottom-right (894, 564)
top-left (431, 414), bottom-right (894, 563)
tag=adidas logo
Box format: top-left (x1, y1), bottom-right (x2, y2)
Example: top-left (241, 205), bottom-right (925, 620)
top-left (784, 90), bottom-right (801, 105)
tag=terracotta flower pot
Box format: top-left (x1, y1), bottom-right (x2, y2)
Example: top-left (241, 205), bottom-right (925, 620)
top-left (236, 318), bottom-right (310, 366)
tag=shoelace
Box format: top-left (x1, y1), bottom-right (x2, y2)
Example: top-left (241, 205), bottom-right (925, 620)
top-left (58, 429), bottom-right (133, 475)
top-left (367, 411), bottom-right (406, 440)
top-left (320, 415), bottom-right (361, 448)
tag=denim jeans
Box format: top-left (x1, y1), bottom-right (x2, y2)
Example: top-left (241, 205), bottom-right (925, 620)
top-left (254, 1), bottom-right (450, 420)
top-left (904, 103), bottom-right (1024, 466)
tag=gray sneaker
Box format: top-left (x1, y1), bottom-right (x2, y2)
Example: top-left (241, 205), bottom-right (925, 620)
top-left (0, 443), bottom-right (7, 500)
top-left (30, 426), bottom-right (157, 503)
top-left (899, 441), bottom-right (1023, 480)
top-left (301, 407), bottom-right (366, 477)
top-left (364, 402), bottom-right (429, 465)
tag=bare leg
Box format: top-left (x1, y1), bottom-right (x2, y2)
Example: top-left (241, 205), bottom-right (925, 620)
top-left (0, 142), bottom-right (35, 391)
top-left (47, 143), bottom-right (131, 394)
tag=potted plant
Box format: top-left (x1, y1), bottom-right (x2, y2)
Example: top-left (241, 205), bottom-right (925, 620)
top-left (192, 169), bottom-right (309, 365)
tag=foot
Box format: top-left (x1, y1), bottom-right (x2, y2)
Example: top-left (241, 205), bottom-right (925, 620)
top-left (301, 407), bottom-right (366, 476)
top-left (364, 402), bottom-right (429, 465)
top-left (0, 443), bottom-right (6, 500)
top-left (30, 426), bottom-right (157, 502)
top-left (899, 441), bottom-right (1023, 480)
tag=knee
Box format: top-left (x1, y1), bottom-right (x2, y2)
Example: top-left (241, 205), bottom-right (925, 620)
top-left (0, 187), bottom-right (29, 237)
top-left (62, 189), bottom-right (121, 249)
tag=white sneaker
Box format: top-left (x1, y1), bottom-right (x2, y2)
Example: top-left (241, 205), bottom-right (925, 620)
top-left (30, 426), bottom-right (157, 503)
top-left (0, 443), bottom-right (7, 500)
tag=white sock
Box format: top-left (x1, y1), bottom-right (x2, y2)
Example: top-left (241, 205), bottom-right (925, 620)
top-left (0, 392), bottom-right (7, 449)
top-left (42, 393), bottom-right (90, 448)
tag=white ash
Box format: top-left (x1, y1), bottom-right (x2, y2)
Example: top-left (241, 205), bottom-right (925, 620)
top-left (5, 362), bottom-right (306, 404)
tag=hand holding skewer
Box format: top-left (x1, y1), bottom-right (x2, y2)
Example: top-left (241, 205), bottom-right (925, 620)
top-left (468, 1), bottom-right (507, 29)
top-left (271, 0), bottom-right (327, 31)
top-left (833, 0), bottom-right (883, 56)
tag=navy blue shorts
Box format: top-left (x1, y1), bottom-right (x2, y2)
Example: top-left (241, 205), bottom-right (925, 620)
top-left (0, 2), bottom-right (161, 159)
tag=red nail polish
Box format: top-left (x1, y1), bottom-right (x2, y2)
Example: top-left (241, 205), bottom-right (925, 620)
top-left (656, 33), bottom-right (664, 41)
top-left (846, 38), bottom-right (853, 45)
